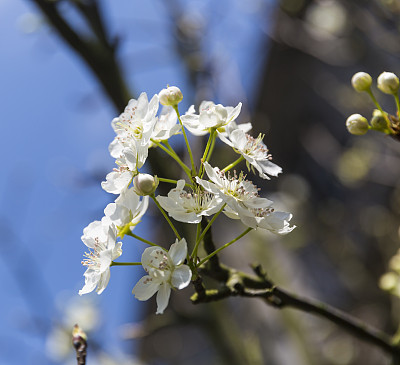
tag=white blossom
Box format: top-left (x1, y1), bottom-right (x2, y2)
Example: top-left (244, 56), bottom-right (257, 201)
top-left (219, 127), bottom-right (282, 179)
top-left (132, 238), bottom-right (192, 314)
top-left (150, 106), bottom-right (181, 146)
top-left (79, 217), bottom-right (122, 295)
top-left (196, 162), bottom-right (273, 223)
top-left (223, 205), bottom-right (295, 234)
top-left (156, 179), bottom-right (223, 223)
top-left (104, 187), bottom-right (149, 231)
top-left (108, 92), bottom-right (159, 171)
top-left (181, 101), bottom-right (242, 136)
top-left (196, 163), bottom-right (294, 233)
top-left (101, 153), bottom-right (135, 194)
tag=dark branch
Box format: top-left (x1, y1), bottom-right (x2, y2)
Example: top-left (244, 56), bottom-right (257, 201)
top-left (192, 262), bottom-right (400, 357)
top-left (29, 0), bottom-right (130, 111)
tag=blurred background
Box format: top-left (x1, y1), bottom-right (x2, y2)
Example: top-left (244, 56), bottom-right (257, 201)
top-left (2, 0), bottom-right (400, 364)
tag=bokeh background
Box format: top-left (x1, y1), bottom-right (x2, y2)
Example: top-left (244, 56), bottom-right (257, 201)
top-left (2, 0), bottom-right (400, 364)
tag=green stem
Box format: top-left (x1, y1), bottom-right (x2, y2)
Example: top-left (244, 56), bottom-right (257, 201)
top-left (173, 105), bottom-right (196, 175)
top-left (195, 204), bottom-right (226, 250)
top-left (151, 139), bottom-right (192, 178)
top-left (222, 155), bottom-right (245, 172)
top-left (394, 94), bottom-right (400, 117)
top-left (192, 222), bottom-right (203, 261)
top-left (197, 227), bottom-right (252, 267)
top-left (111, 261), bottom-right (142, 266)
top-left (151, 194), bottom-right (181, 240)
top-left (158, 177), bottom-right (193, 188)
top-left (367, 89), bottom-right (385, 114)
top-left (207, 131), bottom-right (217, 161)
top-left (125, 231), bottom-right (158, 247)
top-left (199, 128), bottom-right (217, 178)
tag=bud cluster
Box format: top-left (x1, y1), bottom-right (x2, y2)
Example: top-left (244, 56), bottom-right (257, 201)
top-left (346, 71), bottom-right (400, 137)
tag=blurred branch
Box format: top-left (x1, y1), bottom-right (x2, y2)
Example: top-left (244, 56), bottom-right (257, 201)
top-left (192, 222), bottom-right (400, 358)
top-left (192, 260), bottom-right (400, 358)
top-left (28, 0), bottom-right (130, 111)
top-left (72, 324), bottom-right (87, 365)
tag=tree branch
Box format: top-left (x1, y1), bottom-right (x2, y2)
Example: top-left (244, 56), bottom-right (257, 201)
top-left (28, 0), bottom-right (130, 111)
top-left (192, 262), bottom-right (400, 357)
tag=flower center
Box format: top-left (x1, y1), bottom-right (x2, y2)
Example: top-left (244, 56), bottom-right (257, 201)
top-left (180, 188), bottom-right (216, 213)
top-left (243, 134), bottom-right (271, 160)
top-left (218, 169), bottom-right (258, 201)
top-left (82, 237), bottom-right (105, 270)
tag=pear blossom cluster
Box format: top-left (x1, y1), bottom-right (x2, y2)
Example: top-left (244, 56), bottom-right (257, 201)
top-left (79, 86), bottom-right (294, 314)
top-left (346, 71), bottom-right (400, 137)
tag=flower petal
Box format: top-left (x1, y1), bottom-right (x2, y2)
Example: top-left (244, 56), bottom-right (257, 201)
top-left (156, 283), bottom-right (171, 314)
top-left (168, 238), bottom-right (187, 266)
top-left (171, 265), bottom-right (192, 289)
top-left (132, 275), bottom-right (161, 301)
top-left (96, 269), bottom-right (111, 294)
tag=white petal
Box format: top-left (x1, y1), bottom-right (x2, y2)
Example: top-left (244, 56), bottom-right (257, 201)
top-left (79, 269), bottom-right (101, 295)
top-left (96, 269), bottom-right (111, 294)
top-left (227, 102), bottom-right (242, 122)
top-left (132, 275), bottom-right (161, 301)
top-left (168, 238), bottom-right (187, 266)
top-left (171, 265), bottom-right (192, 289)
top-left (141, 246), bottom-right (164, 270)
top-left (101, 171), bottom-right (132, 194)
top-left (156, 283), bottom-right (171, 314)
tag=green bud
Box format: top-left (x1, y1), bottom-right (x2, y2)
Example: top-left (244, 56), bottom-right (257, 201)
top-left (346, 114), bottom-right (369, 135)
top-left (377, 72), bottom-right (399, 95)
top-left (351, 72), bottom-right (372, 92)
top-left (370, 110), bottom-right (389, 132)
top-left (159, 86), bottom-right (183, 106)
top-left (133, 173), bottom-right (159, 196)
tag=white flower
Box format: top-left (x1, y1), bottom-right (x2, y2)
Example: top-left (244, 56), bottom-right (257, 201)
top-left (101, 167), bottom-right (132, 195)
top-left (79, 217), bottom-right (122, 295)
top-left (104, 187), bottom-right (149, 230)
top-left (132, 238), bottom-right (192, 314)
top-left (156, 180), bottom-right (223, 223)
top-left (219, 128), bottom-right (282, 179)
top-left (108, 92), bottom-right (159, 171)
top-left (150, 106), bottom-right (181, 146)
top-left (196, 162), bottom-right (273, 222)
top-left (181, 101), bottom-right (242, 136)
top-left (223, 205), bottom-right (295, 234)
top-left (218, 120), bottom-right (252, 138)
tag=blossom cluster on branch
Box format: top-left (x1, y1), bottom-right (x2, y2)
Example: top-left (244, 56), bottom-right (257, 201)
top-left (79, 86), bottom-right (294, 314)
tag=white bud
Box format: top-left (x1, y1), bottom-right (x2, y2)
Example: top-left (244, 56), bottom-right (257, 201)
top-left (133, 174), bottom-right (159, 196)
top-left (377, 72), bottom-right (399, 94)
top-left (159, 86), bottom-right (183, 106)
top-left (351, 72), bottom-right (372, 92)
top-left (346, 114), bottom-right (369, 135)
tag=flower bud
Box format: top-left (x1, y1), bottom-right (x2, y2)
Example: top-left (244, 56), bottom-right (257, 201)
top-left (351, 72), bottom-right (372, 92)
top-left (370, 110), bottom-right (389, 132)
top-left (379, 272), bottom-right (398, 292)
top-left (133, 173), bottom-right (159, 196)
top-left (377, 72), bottom-right (399, 94)
top-left (346, 114), bottom-right (369, 135)
top-left (159, 86), bottom-right (183, 106)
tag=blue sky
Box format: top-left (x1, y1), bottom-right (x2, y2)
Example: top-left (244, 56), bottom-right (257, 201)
top-left (0, 0), bottom-right (272, 363)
